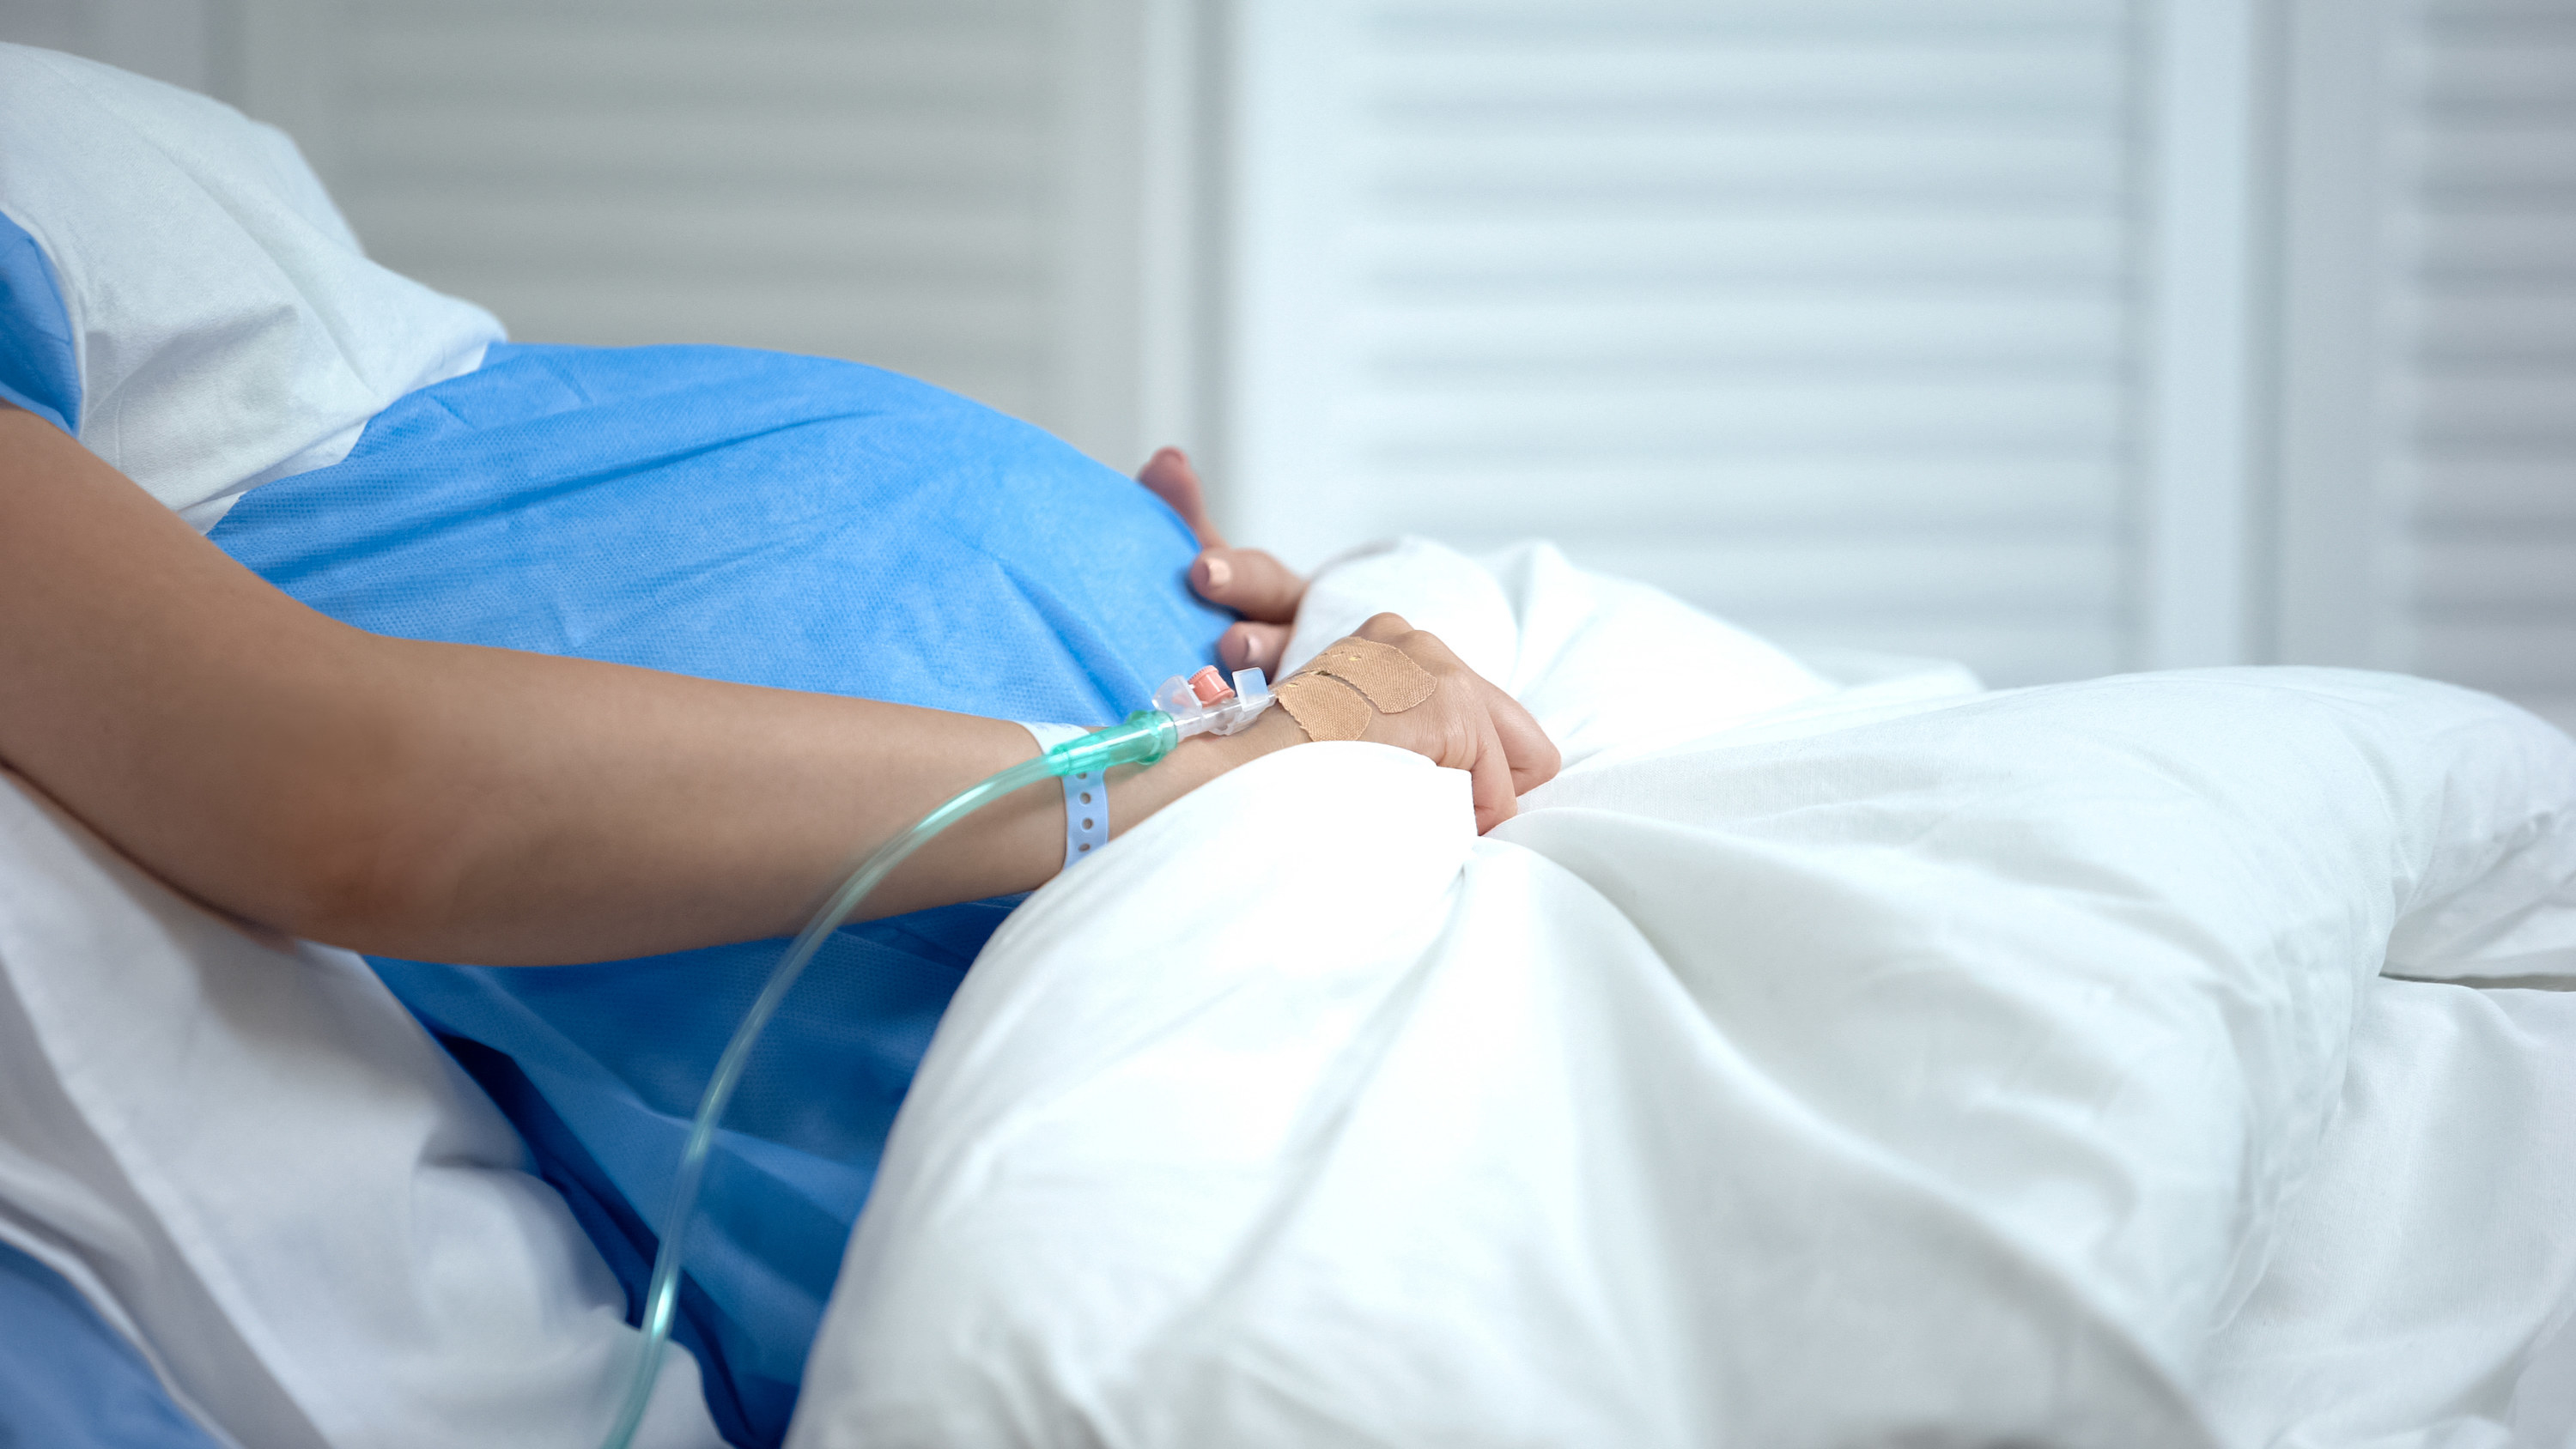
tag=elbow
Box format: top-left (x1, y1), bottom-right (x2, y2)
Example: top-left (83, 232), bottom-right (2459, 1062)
top-left (239, 732), bottom-right (459, 959)
top-left (265, 824), bottom-right (427, 957)
top-left (254, 800), bottom-right (432, 957)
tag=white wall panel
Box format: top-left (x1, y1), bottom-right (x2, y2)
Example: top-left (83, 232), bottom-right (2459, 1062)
top-left (2280, 0), bottom-right (2576, 732)
top-left (2139, 0), bottom-right (2261, 669)
top-left (2397, 0), bottom-right (2576, 731)
top-left (1227, 0), bottom-right (2155, 685)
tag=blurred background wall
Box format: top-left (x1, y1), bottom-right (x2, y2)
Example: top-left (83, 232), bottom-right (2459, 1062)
top-left (4, 0), bottom-right (2570, 725)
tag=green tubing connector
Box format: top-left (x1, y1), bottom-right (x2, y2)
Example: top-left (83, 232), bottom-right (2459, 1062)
top-left (599, 712), bottom-right (1178, 1449)
top-left (1044, 709), bottom-right (1180, 779)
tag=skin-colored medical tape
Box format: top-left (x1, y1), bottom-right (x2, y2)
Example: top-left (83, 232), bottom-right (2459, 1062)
top-left (1273, 636), bottom-right (1437, 742)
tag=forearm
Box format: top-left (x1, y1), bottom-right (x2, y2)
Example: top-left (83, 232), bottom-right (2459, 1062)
top-left (331, 647), bottom-right (1301, 963)
top-left (0, 406), bottom-right (1295, 965)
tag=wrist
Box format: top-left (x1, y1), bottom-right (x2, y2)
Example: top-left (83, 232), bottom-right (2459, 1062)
top-left (1200, 706), bottom-right (1306, 773)
top-left (1157, 706), bottom-right (1303, 797)
top-left (1104, 706), bottom-right (1304, 839)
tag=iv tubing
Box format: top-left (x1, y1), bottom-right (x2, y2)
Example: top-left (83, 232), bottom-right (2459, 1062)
top-left (599, 711), bottom-right (1181, 1449)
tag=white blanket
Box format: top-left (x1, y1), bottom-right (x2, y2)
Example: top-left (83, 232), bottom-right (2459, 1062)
top-left (790, 542), bottom-right (2576, 1448)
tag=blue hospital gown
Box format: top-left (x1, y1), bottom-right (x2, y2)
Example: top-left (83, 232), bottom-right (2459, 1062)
top-left (209, 342), bottom-right (1232, 1447)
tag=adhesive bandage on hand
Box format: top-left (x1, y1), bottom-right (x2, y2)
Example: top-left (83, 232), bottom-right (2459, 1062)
top-left (1273, 637), bottom-right (1437, 743)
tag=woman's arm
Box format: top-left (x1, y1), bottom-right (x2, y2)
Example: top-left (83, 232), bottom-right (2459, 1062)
top-left (3, 409), bottom-right (1555, 967)
top-left (0, 404), bottom-right (1303, 964)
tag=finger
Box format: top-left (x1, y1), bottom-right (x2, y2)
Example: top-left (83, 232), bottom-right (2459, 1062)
top-left (1194, 547), bottom-right (1307, 623)
top-left (1362, 623), bottom-right (1546, 815)
top-left (1374, 621), bottom-right (1554, 791)
top-left (1135, 446), bottom-right (1229, 549)
top-left (1479, 678), bottom-right (1562, 794)
top-left (1218, 621), bottom-right (1294, 676)
top-left (1466, 717), bottom-right (1519, 834)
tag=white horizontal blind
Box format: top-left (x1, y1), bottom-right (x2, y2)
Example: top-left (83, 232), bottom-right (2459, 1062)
top-left (2391, 0), bottom-right (2576, 732)
top-left (1230, 0), bottom-right (2148, 686)
top-left (236, 0), bottom-right (1175, 449)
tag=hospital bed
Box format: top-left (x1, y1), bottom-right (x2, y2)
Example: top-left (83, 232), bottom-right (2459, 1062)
top-left (4, 40), bottom-right (2575, 1449)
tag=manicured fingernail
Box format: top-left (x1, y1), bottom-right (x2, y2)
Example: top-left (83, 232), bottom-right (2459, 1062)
top-left (1202, 555), bottom-right (1232, 589)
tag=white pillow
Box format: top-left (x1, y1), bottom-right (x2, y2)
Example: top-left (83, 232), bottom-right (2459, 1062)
top-left (0, 44), bottom-right (502, 528)
top-left (0, 772), bottom-right (723, 1449)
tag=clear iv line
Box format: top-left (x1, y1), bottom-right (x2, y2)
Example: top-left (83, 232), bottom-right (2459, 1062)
top-left (597, 710), bottom-right (1185, 1449)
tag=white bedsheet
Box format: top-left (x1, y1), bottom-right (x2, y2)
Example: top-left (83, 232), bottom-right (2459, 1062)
top-left (2208, 979), bottom-right (2576, 1448)
top-left (790, 541), bottom-right (2576, 1448)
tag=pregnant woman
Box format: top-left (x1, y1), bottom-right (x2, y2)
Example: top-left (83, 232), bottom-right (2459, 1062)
top-left (0, 41), bottom-right (1552, 1447)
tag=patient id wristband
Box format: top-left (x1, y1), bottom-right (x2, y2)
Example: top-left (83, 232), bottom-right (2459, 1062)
top-left (1017, 722), bottom-right (1107, 869)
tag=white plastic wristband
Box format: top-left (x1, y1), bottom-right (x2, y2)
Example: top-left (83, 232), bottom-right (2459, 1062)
top-left (1016, 722), bottom-right (1106, 870)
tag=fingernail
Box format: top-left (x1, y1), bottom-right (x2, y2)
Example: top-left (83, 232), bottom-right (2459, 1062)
top-left (1202, 555), bottom-right (1232, 590)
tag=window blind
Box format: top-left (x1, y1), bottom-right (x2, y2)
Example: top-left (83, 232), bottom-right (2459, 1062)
top-left (270, 0), bottom-right (1067, 428)
top-left (1229, 0), bottom-right (2149, 685)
